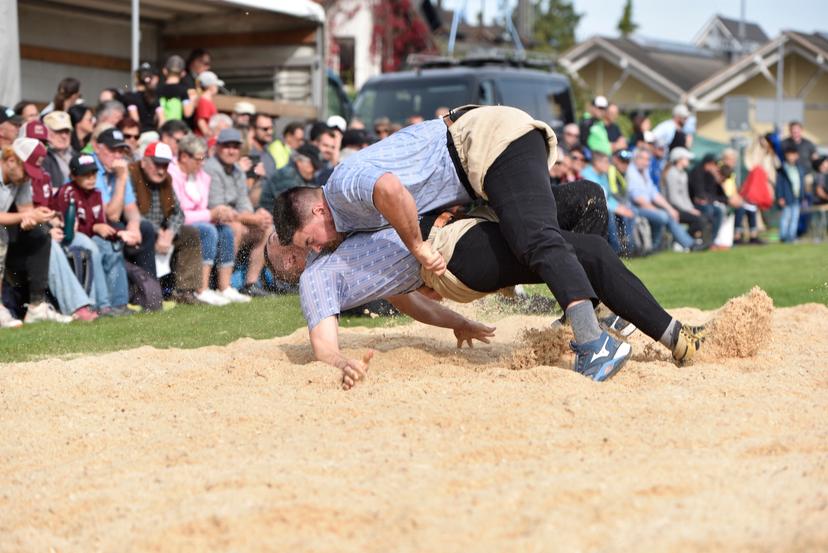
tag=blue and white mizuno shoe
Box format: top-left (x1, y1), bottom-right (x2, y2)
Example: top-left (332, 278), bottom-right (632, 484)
top-left (570, 331), bottom-right (632, 382)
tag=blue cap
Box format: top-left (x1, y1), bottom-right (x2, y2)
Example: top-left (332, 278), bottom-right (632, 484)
top-left (216, 128), bottom-right (243, 144)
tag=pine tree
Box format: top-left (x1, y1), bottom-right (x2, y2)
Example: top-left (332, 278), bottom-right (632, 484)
top-left (530, 0), bottom-right (582, 53)
top-left (617, 0), bottom-right (638, 38)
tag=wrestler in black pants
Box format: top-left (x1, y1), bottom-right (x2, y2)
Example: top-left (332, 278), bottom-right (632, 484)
top-left (483, 130), bottom-right (597, 309)
top-left (448, 224), bottom-right (672, 342)
top-left (550, 179), bottom-right (609, 238)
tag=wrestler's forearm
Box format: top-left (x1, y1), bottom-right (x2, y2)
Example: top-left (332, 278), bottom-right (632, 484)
top-left (389, 292), bottom-right (467, 330)
top-left (309, 317), bottom-right (349, 367)
top-left (372, 173), bottom-right (424, 251)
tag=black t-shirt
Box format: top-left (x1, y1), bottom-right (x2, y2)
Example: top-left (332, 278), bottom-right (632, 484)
top-left (124, 91), bottom-right (160, 133)
top-left (157, 82), bottom-right (190, 122)
top-left (606, 122), bottom-right (622, 143)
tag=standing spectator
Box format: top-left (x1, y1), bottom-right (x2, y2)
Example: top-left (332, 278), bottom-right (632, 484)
top-left (652, 105), bottom-right (690, 151)
top-left (203, 128), bottom-right (272, 299)
top-left (689, 153), bottom-right (727, 238)
top-left (158, 55), bottom-right (196, 123)
top-left (580, 96), bottom-right (610, 155)
top-left (195, 72), bottom-right (223, 138)
top-left (249, 114), bottom-right (278, 178)
top-left (14, 102), bottom-right (39, 123)
top-left (41, 77), bottom-right (81, 117)
top-left (627, 148), bottom-right (697, 251)
top-left (98, 88), bottom-right (124, 106)
top-left (169, 134), bottom-right (234, 306)
top-left (0, 139), bottom-right (72, 324)
top-left (780, 121), bottom-right (818, 177)
top-left (661, 147), bottom-right (708, 241)
top-left (125, 63), bottom-right (163, 133)
top-left (117, 118), bottom-right (142, 161)
top-left (68, 105), bottom-right (95, 153)
top-left (54, 153), bottom-right (131, 317)
top-left (95, 101), bottom-right (126, 127)
top-left (649, 139), bottom-right (668, 190)
top-left (604, 103), bottom-right (627, 152)
top-left (42, 111), bottom-right (74, 186)
top-left (182, 49), bottom-right (211, 91)
top-left (776, 144), bottom-right (805, 243)
top-left (92, 128), bottom-right (157, 276)
top-left (129, 142), bottom-right (203, 303)
top-left (269, 121), bottom-right (305, 170)
top-left (0, 107), bottom-right (22, 148)
top-left (260, 144), bottom-right (323, 213)
top-left (559, 123), bottom-right (581, 154)
top-left (629, 113), bottom-right (652, 150)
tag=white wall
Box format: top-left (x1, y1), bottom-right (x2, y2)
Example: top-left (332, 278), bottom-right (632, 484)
top-left (329, 0), bottom-right (381, 90)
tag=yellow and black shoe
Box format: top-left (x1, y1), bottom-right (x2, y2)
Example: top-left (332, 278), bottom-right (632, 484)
top-left (672, 324), bottom-right (704, 365)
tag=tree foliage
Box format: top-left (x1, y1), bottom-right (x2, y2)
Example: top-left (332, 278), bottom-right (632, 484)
top-left (529, 0), bottom-right (582, 53)
top-left (372, 0), bottom-right (432, 72)
top-left (617, 0), bottom-right (638, 38)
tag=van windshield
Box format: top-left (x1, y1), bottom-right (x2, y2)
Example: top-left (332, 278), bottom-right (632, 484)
top-left (354, 78), bottom-right (474, 124)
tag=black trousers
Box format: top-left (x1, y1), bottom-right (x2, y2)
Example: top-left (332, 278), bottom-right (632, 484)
top-left (5, 224), bottom-right (51, 303)
top-left (116, 219), bottom-right (158, 279)
top-left (448, 224), bottom-right (672, 342)
top-left (677, 209), bottom-right (706, 238)
top-left (482, 130), bottom-right (597, 308)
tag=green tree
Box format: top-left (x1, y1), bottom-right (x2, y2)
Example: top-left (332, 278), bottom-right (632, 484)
top-left (617, 0), bottom-right (638, 38)
top-left (529, 0), bottom-right (582, 53)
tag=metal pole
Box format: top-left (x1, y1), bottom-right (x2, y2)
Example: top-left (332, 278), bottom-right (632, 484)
top-left (447, 0), bottom-right (467, 57)
top-left (131, 0), bottom-right (140, 77)
top-left (775, 41), bottom-right (784, 131)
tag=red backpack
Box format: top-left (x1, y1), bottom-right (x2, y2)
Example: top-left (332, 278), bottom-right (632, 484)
top-left (740, 166), bottom-right (774, 210)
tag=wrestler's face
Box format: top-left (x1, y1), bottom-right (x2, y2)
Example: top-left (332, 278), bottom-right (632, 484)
top-left (293, 206), bottom-right (340, 253)
top-left (264, 231), bottom-right (306, 283)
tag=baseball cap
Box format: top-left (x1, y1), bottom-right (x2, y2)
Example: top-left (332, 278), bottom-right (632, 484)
top-left (592, 96), bottom-right (609, 109)
top-left (97, 128), bottom-right (129, 150)
top-left (70, 153), bottom-right (99, 176)
top-left (216, 128), bottom-right (243, 144)
top-left (198, 71), bottom-right (224, 88)
top-left (137, 62), bottom-right (159, 82)
top-left (233, 101), bottom-right (256, 115)
top-left (143, 141), bottom-right (174, 165)
top-left (12, 137), bottom-right (47, 180)
top-left (669, 147), bottom-right (694, 163)
top-left (21, 120), bottom-right (49, 142)
top-left (295, 143), bottom-right (323, 170)
top-left (326, 115), bottom-right (347, 133)
top-left (673, 104), bottom-right (690, 119)
top-left (0, 106), bottom-right (23, 125)
top-left (614, 149), bottom-right (633, 162)
top-left (43, 111), bottom-right (73, 132)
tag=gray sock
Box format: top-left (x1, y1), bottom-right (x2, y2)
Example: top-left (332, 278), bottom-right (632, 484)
top-left (566, 301), bottom-right (602, 344)
top-left (659, 319), bottom-right (680, 349)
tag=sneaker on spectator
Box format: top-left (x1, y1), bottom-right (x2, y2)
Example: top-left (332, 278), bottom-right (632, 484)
top-left (0, 305), bottom-right (23, 328)
top-left (570, 331), bottom-right (631, 382)
top-left (240, 283), bottom-right (270, 298)
top-left (220, 287), bottom-right (252, 303)
top-left (99, 306), bottom-right (134, 317)
top-left (196, 289), bottom-right (231, 306)
top-left (24, 302), bottom-right (73, 324)
top-left (72, 306), bottom-right (99, 322)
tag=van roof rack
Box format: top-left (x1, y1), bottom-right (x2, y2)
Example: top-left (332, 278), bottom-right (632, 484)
top-left (406, 50), bottom-right (555, 72)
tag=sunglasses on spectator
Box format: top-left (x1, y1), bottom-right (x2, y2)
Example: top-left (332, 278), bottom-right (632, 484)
top-left (256, 126), bottom-right (273, 132)
top-left (186, 154), bottom-right (206, 162)
top-left (123, 133), bottom-right (139, 140)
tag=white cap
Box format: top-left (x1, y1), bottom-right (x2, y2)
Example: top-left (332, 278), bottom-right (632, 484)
top-left (198, 71), bottom-right (224, 88)
top-left (673, 104), bottom-right (690, 119)
top-left (326, 115), bottom-right (347, 132)
top-left (592, 96), bottom-right (609, 109)
top-left (643, 130), bottom-right (655, 143)
top-left (669, 147), bottom-right (694, 162)
top-left (234, 101), bottom-right (256, 115)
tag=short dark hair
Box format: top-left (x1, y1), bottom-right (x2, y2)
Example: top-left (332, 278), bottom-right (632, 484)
top-left (283, 121), bottom-right (303, 138)
top-left (273, 186), bottom-right (322, 246)
top-left (309, 121), bottom-right (334, 142)
top-left (783, 143), bottom-right (799, 155)
top-left (159, 119), bottom-right (189, 138)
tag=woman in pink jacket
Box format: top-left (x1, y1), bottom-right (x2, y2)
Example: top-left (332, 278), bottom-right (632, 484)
top-left (170, 134), bottom-right (240, 305)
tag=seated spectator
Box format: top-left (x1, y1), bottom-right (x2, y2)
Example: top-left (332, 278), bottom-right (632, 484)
top-left (0, 107), bottom-right (22, 148)
top-left (41, 77), bottom-right (81, 117)
top-left (98, 87), bottom-right (124, 106)
top-left (269, 121), bottom-right (305, 170)
top-left (125, 63), bottom-right (163, 133)
top-left (207, 113), bottom-right (233, 153)
top-left (203, 128), bottom-right (272, 299)
top-left (560, 123), bottom-right (581, 154)
top-left (14, 102), bottom-right (39, 124)
top-left (92, 127), bottom-right (157, 277)
top-left (42, 111), bottom-right (74, 186)
top-left (626, 148), bottom-right (697, 251)
top-left (549, 149), bottom-right (571, 186)
top-left (232, 101), bottom-right (256, 131)
top-left (629, 112), bottom-right (651, 150)
top-left (580, 96), bottom-right (611, 155)
top-left (649, 139), bottom-right (667, 190)
top-left (159, 119), bottom-right (190, 159)
top-left (96, 100), bottom-right (126, 127)
top-left (249, 113), bottom-right (278, 179)
top-left (54, 153), bottom-right (131, 317)
top-left (582, 151), bottom-right (635, 254)
top-left (689, 153), bottom-right (727, 237)
top-left (373, 117), bottom-right (391, 140)
top-left (0, 139), bottom-right (72, 325)
top-left (777, 144), bottom-right (805, 243)
top-left (605, 103), bottom-right (627, 152)
top-left (309, 123), bottom-right (338, 168)
top-left (117, 118), bottom-right (142, 161)
top-left (813, 156), bottom-right (828, 205)
top-left (339, 128), bottom-right (373, 162)
top-left (608, 149), bottom-right (637, 253)
top-left (128, 142), bottom-right (203, 304)
top-left (569, 147), bottom-right (586, 180)
top-left (661, 147), bottom-right (708, 242)
top-left (195, 71), bottom-right (223, 138)
top-left (68, 105), bottom-right (95, 153)
top-left (158, 55), bottom-right (196, 123)
top-left (169, 134), bottom-right (235, 306)
top-left (652, 104), bottom-right (690, 151)
top-left (260, 144), bottom-right (323, 213)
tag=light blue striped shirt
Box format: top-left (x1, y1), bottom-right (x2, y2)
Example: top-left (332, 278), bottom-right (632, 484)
top-left (299, 228), bottom-right (421, 329)
top-left (323, 119), bottom-right (471, 232)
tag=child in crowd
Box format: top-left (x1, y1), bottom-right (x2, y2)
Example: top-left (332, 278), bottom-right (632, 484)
top-left (54, 154), bottom-right (132, 316)
top-left (158, 55), bottom-right (197, 123)
top-left (776, 145), bottom-right (805, 243)
top-left (195, 71), bottom-right (223, 139)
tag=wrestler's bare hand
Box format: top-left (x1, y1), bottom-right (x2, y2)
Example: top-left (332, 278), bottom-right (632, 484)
top-left (338, 351), bottom-right (374, 390)
top-left (412, 241), bottom-right (446, 276)
top-left (454, 319), bottom-right (496, 348)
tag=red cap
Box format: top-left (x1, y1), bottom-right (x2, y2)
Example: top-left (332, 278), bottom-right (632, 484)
top-left (12, 137), bottom-right (47, 180)
top-left (23, 120), bottom-right (49, 142)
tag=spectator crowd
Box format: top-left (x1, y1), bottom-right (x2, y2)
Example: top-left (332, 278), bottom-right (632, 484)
top-left (1, 53), bottom-right (826, 329)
